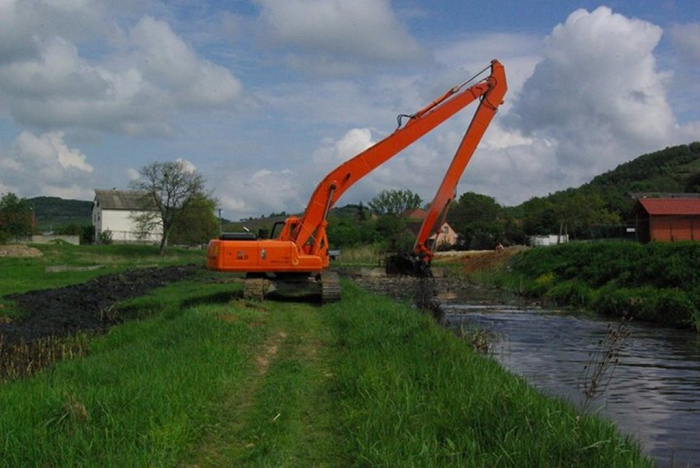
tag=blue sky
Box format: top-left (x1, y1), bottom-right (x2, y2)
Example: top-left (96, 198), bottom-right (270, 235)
top-left (0, 0), bottom-right (698, 220)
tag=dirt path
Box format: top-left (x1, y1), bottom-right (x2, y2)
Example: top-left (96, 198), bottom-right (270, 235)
top-left (186, 302), bottom-right (340, 467)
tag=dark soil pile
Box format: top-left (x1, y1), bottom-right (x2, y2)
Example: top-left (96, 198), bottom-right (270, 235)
top-left (1, 264), bottom-right (199, 345)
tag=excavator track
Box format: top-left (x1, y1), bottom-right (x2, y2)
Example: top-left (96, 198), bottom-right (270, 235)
top-left (243, 277), bottom-right (268, 301)
top-left (320, 271), bottom-right (341, 303)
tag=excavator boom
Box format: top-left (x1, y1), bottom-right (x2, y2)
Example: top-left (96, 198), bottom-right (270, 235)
top-left (207, 60), bottom-right (508, 299)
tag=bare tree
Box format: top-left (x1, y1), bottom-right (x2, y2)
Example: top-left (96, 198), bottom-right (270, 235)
top-left (130, 160), bottom-right (207, 253)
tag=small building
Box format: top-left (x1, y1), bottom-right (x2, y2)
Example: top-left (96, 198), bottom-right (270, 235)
top-left (633, 198), bottom-right (700, 243)
top-left (92, 189), bottom-right (162, 244)
top-left (529, 234), bottom-right (569, 246)
top-left (402, 209), bottom-right (458, 249)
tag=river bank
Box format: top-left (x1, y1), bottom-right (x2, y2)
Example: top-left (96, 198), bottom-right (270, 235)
top-left (0, 253), bottom-right (654, 466)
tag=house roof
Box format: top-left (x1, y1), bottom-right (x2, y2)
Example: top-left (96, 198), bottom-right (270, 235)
top-left (406, 220), bottom-right (454, 238)
top-left (94, 189), bottom-right (157, 211)
top-left (402, 208), bottom-right (427, 220)
top-left (637, 198), bottom-right (700, 216)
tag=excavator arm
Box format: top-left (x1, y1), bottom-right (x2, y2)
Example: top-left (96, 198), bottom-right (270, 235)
top-left (406, 60), bottom-right (508, 274)
top-left (292, 60), bottom-right (507, 261)
top-left (207, 60), bottom-right (507, 292)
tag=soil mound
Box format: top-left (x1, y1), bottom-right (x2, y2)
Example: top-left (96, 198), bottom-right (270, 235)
top-left (0, 244), bottom-right (42, 258)
top-left (434, 246), bottom-right (524, 274)
top-left (1, 264), bottom-right (199, 344)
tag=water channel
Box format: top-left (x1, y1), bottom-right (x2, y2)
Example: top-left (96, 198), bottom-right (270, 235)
top-left (443, 300), bottom-right (700, 467)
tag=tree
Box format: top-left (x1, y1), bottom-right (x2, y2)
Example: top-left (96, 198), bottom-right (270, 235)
top-left (368, 189), bottom-right (422, 216)
top-left (130, 160), bottom-right (207, 253)
top-left (169, 194), bottom-right (219, 246)
top-left (447, 192), bottom-right (503, 249)
top-left (375, 214), bottom-right (414, 251)
top-left (0, 193), bottom-right (33, 242)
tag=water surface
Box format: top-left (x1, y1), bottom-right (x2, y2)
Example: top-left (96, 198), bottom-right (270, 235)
top-left (445, 304), bottom-right (700, 468)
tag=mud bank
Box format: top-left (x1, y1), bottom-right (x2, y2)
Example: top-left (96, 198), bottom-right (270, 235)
top-left (1, 264), bottom-right (199, 345)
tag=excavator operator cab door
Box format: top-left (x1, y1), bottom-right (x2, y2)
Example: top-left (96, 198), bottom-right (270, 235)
top-left (270, 221), bottom-right (285, 240)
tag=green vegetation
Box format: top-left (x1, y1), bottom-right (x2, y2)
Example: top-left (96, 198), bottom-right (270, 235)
top-left (327, 284), bottom-right (651, 467)
top-left (367, 188), bottom-right (422, 215)
top-left (0, 245), bottom-right (653, 466)
top-left (484, 242), bottom-right (700, 330)
top-left (169, 194), bottom-right (219, 246)
top-left (0, 193), bottom-right (33, 242)
top-left (26, 196), bottom-right (92, 231)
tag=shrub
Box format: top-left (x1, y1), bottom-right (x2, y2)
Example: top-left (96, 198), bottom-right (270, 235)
top-left (546, 280), bottom-right (593, 307)
top-left (593, 285), bottom-right (696, 327)
top-left (98, 229), bottom-right (113, 245)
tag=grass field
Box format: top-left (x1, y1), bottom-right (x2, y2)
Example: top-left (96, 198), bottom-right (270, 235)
top-left (0, 244), bottom-right (654, 466)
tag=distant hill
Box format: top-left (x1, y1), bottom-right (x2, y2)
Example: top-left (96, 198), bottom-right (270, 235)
top-left (512, 142), bottom-right (700, 219)
top-left (585, 141), bottom-right (700, 213)
top-left (27, 196), bottom-right (92, 231)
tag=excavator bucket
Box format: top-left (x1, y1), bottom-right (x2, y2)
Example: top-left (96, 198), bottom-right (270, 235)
top-left (385, 252), bottom-right (432, 277)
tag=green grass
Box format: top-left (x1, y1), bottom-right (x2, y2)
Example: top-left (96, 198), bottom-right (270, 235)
top-left (334, 243), bottom-right (383, 266)
top-left (0, 266), bottom-right (653, 467)
top-left (0, 280), bottom-right (251, 466)
top-left (324, 283), bottom-right (652, 467)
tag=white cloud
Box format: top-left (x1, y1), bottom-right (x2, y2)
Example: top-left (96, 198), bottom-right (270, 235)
top-left (256, 0), bottom-right (425, 74)
top-left (488, 6), bottom-right (696, 203)
top-left (670, 22), bottom-right (700, 65)
top-left (0, 131), bottom-right (94, 199)
top-left (175, 157), bottom-right (198, 173)
top-left (0, 0), bottom-right (106, 66)
top-left (129, 16), bottom-right (242, 109)
top-left (0, 9), bottom-right (242, 136)
top-left (218, 168), bottom-right (307, 218)
top-left (126, 168), bottom-right (140, 181)
top-left (312, 128), bottom-right (374, 167)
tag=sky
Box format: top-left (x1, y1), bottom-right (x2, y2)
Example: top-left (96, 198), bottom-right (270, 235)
top-left (0, 0), bottom-right (699, 221)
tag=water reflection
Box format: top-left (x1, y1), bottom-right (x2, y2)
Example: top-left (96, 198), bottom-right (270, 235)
top-left (445, 304), bottom-right (700, 468)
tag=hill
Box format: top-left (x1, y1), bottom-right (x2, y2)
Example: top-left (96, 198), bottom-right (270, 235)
top-left (27, 196), bottom-right (92, 231)
top-left (584, 141), bottom-right (700, 215)
top-left (511, 141), bottom-right (700, 221)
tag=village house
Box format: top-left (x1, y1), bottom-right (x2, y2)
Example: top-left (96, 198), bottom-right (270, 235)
top-left (403, 208), bottom-right (459, 249)
top-left (633, 197), bottom-right (700, 243)
top-left (92, 189), bottom-right (162, 244)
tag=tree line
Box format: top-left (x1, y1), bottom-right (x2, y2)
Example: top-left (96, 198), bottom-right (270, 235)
top-left (4, 141), bottom-right (697, 252)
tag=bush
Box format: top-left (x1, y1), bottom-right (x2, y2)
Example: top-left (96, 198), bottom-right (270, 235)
top-left (98, 229), bottom-right (113, 245)
top-left (592, 285), bottom-right (696, 327)
top-left (546, 280), bottom-right (594, 307)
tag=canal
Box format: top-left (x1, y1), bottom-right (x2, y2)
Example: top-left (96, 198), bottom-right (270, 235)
top-left (445, 302), bottom-right (700, 468)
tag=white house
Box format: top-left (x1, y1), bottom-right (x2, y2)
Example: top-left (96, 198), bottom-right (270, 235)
top-left (403, 208), bottom-right (459, 248)
top-left (92, 189), bottom-right (162, 244)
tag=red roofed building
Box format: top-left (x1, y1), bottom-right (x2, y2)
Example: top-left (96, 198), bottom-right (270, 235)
top-left (401, 208), bottom-right (458, 248)
top-left (633, 198), bottom-right (700, 243)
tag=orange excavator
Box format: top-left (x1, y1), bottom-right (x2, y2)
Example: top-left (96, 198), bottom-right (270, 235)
top-left (207, 60), bottom-right (507, 302)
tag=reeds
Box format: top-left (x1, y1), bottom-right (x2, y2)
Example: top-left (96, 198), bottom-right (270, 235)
top-left (0, 333), bottom-right (91, 382)
top-left (581, 320), bottom-right (631, 409)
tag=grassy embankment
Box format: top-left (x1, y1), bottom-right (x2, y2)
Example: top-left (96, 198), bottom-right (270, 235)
top-left (471, 241), bottom-right (700, 331)
top-left (0, 244), bottom-right (653, 466)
